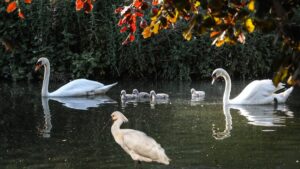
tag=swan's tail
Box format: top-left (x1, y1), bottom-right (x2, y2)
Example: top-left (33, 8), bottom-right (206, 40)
top-left (94, 82), bottom-right (118, 94)
top-left (274, 86), bottom-right (294, 103)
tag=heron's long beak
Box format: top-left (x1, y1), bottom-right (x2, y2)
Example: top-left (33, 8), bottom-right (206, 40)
top-left (35, 64), bottom-right (42, 72)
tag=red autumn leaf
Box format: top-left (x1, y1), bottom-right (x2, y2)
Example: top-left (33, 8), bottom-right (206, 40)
top-left (133, 0), bottom-right (143, 8)
top-left (24, 0), bottom-right (32, 4)
top-left (152, 7), bottom-right (158, 15)
top-left (18, 11), bottom-right (25, 19)
top-left (120, 26), bottom-right (127, 33)
top-left (136, 11), bottom-right (144, 17)
top-left (122, 33), bottom-right (135, 45)
top-left (131, 14), bottom-right (137, 23)
top-left (118, 16), bottom-right (129, 26)
top-left (76, 0), bottom-right (84, 11)
top-left (114, 7), bottom-right (123, 14)
top-left (130, 23), bottom-right (137, 32)
top-left (129, 33), bottom-right (135, 42)
top-left (152, 0), bottom-right (159, 6)
top-left (7, 1), bottom-right (17, 13)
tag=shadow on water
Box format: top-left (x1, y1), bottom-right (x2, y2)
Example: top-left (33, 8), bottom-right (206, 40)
top-left (0, 81), bottom-right (300, 169)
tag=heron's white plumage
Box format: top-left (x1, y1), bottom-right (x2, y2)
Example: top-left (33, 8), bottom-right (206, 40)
top-left (211, 68), bottom-right (293, 105)
top-left (35, 57), bottom-right (117, 97)
top-left (111, 111), bottom-right (170, 165)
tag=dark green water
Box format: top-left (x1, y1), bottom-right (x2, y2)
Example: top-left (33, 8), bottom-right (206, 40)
top-left (0, 81), bottom-right (300, 169)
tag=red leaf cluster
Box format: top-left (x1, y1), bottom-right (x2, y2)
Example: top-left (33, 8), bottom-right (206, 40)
top-left (76, 0), bottom-right (93, 13)
top-left (5, 0), bottom-right (32, 19)
top-left (115, 0), bottom-right (150, 45)
top-left (24, 0), bottom-right (32, 4)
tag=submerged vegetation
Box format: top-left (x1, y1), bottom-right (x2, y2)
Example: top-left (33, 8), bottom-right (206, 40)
top-left (0, 0), bottom-right (291, 81)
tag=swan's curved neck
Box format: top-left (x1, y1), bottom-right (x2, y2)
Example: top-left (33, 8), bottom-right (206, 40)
top-left (111, 120), bottom-right (123, 134)
top-left (222, 71), bottom-right (231, 104)
top-left (111, 120), bottom-right (123, 144)
top-left (42, 63), bottom-right (50, 97)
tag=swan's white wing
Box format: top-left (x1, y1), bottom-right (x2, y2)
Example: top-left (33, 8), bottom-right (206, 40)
top-left (122, 129), bottom-right (169, 164)
top-left (50, 79), bottom-right (104, 96)
top-left (231, 80), bottom-right (276, 104)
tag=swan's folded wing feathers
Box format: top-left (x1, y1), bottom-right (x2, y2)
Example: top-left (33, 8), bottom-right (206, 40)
top-left (51, 79), bottom-right (104, 96)
top-left (122, 129), bottom-right (166, 161)
top-left (232, 80), bottom-right (276, 102)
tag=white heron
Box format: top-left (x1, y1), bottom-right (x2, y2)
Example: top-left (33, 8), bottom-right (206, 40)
top-left (111, 111), bottom-right (170, 165)
top-left (211, 68), bottom-right (293, 105)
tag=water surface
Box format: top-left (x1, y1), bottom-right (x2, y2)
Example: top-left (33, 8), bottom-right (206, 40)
top-left (0, 81), bottom-right (300, 169)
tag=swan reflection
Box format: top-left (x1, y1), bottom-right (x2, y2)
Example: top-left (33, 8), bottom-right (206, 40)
top-left (229, 104), bottom-right (293, 127)
top-left (212, 104), bottom-right (293, 140)
top-left (150, 99), bottom-right (170, 109)
top-left (212, 105), bottom-right (232, 140)
top-left (50, 95), bottom-right (117, 110)
top-left (39, 97), bottom-right (52, 138)
top-left (190, 97), bottom-right (205, 106)
top-left (121, 99), bottom-right (138, 109)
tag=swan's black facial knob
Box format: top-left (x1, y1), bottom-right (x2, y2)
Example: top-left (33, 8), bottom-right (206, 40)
top-left (35, 61), bottom-right (42, 72)
top-left (211, 73), bottom-right (217, 85)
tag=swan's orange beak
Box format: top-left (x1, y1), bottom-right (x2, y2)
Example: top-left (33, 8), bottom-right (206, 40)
top-left (35, 63), bottom-right (42, 72)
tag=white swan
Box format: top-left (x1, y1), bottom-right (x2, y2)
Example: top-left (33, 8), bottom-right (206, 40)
top-left (191, 88), bottom-right (205, 98)
top-left (35, 57), bottom-right (117, 97)
top-left (111, 111), bottom-right (170, 165)
top-left (211, 68), bottom-right (293, 105)
top-left (120, 90), bottom-right (137, 101)
top-left (150, 90), bottom-right (169, 100)
top-left (132, 89), bottom-right (150, 99)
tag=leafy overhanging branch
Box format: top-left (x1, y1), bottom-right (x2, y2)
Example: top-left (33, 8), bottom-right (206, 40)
top-left (113, 0), bottom-right (300, 86)
top-left (3, 0), bottom-right (300, 86)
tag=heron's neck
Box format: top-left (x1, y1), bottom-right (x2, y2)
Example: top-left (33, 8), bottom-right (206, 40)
top-left (42, 63), bottom-right (50, 97)
top-left (222, 71), bottom-right (231, 105)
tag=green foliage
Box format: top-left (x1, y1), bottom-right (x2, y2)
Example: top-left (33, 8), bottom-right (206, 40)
top-left (0, 0), bottom-right (287, 82)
